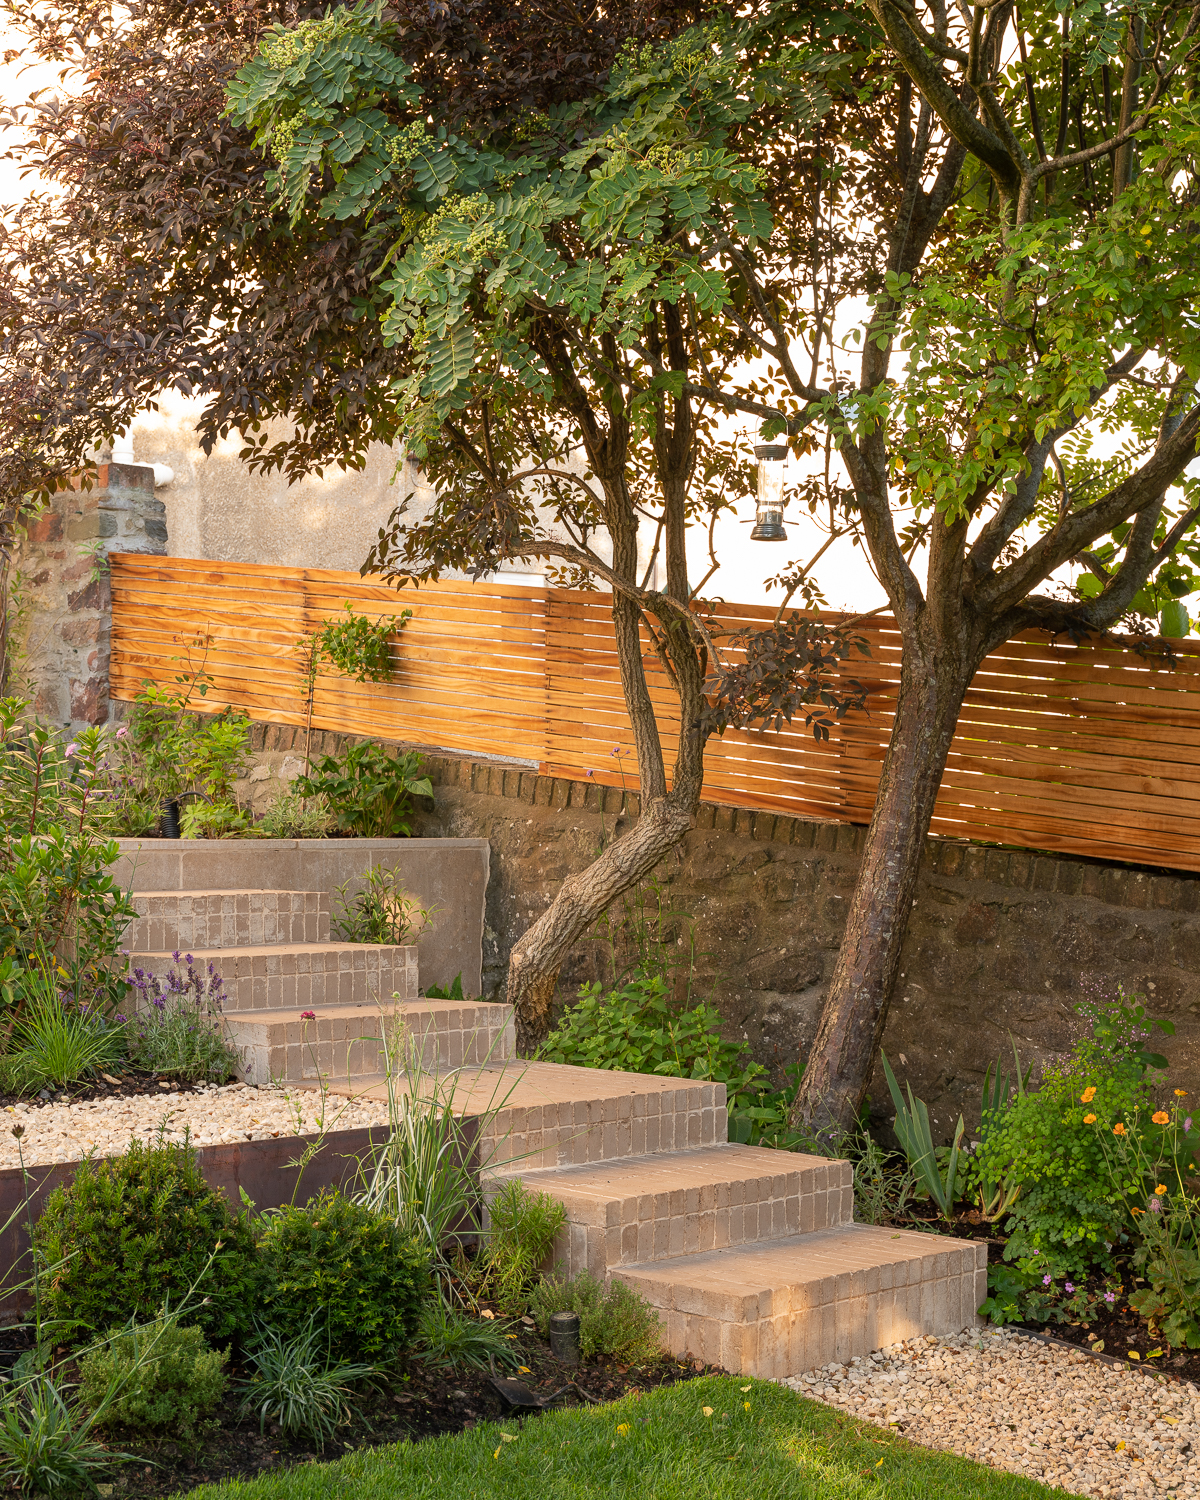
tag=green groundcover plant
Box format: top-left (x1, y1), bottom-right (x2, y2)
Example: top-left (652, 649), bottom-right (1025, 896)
top-left (540, 971), bottom-right (799, 1147)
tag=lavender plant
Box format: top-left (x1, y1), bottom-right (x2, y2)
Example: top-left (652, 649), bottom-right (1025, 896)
top-left (125, 954), bottom-right (241, 1082)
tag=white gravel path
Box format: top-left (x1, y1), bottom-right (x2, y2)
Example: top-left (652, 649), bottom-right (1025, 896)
top-left (0, 1084), bottom-right (391, 1169)
top-left (783, 1327), bottom-right (1199, 1498)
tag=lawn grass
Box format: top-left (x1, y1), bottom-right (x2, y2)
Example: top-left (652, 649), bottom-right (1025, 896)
top-left (184, 1375), bottom-right (1082, 1500)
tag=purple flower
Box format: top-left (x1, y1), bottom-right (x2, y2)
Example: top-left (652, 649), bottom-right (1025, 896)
top-left (1104, 1291), bottom-right (1115, 1304)
top-left (1065, 1283), bottom-right (1075, 1294)
top-left (115, 1014), bottom-right (127, 1024)
top-left (116, 725), bottom-right (128, 739)
top-left (1186, 1117), bottom-right (1193, 1133)
top-left (172, 950), bottom-right (181, 963)
top-left (1043, 1274), bottom-right (1052, 1286)
top-left (1150, 1197), bottom-right (1162, 1213)
top-left (65, 742), bottom-right (77, 758)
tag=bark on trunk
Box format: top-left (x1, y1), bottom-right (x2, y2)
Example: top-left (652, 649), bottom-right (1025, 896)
top-left (791, 619), bottom-right (980, 1137)
top-left (506, 787), bottom-right (697, 1052)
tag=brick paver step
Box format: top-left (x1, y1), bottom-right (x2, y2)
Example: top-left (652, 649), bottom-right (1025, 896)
top-left (492, 1144), bottom-right (854, 1278)
top-left (612, 1225), bottom-right (988, 1380)
top-left (226, 998), bottom-right (515, 1086)
top-left (126, 890), bottom-right (332, 951)
top-left (127, 942), bottom-right (417, 1013)
top-left (315, 1060), bottom-right (728, 1170)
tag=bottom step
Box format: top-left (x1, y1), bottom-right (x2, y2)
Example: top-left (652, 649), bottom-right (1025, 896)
top-left (612, 1225), bottom-right (986, 1380)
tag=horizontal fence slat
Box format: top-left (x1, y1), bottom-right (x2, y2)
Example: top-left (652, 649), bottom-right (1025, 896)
top-left (109, 554), bottom-right (1200, 873)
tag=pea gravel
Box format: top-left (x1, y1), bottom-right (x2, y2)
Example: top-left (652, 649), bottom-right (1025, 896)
top-left (0, 1083), bottom-right (390, 1168)
top-left (783, 1327), bottom-right (1199, 1498)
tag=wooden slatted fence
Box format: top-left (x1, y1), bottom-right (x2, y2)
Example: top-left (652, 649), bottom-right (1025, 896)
top-left (109, 553), bottom-right (1200, 873)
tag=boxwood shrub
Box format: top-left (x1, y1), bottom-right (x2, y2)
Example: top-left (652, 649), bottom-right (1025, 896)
top-left (255, 1189), bottom-right (430, 1360)
top-left (33, 1138), bottom-right (261, 1342)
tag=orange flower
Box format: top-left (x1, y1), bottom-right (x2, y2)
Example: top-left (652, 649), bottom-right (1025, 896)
top-left (1083, 1113), bottom-right (1097, 1124)
top-left (1153, 1112), bottom-right (1170, 1125)
top-left (1175, 1090), bottom-right (1188, 1098)
top-left (1154, 1184), bottom-right (1167, 1196)
top-left (1113, 1123), bottom-right (1127, 1136)
top-left (1081, 1087), bottom-right (1097, 1104)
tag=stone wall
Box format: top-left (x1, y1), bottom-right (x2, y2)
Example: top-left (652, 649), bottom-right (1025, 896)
top-left (245, 720), bottom-right (1200, 1139)
top-left (11, 463), bottom-right (166, 727)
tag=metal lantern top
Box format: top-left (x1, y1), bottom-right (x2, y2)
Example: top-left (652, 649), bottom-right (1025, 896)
top-left (750, 443), bottom-right (788, 541)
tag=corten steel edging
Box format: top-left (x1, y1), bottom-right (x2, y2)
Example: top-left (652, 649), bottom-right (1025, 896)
top-left (0, 1117), bottom-right (479, 1320)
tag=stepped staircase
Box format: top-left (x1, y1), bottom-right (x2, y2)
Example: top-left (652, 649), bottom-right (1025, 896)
top-left (123, 880), bottom-right (986, 1382)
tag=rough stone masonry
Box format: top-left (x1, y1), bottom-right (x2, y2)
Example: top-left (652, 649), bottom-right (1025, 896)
top-left (245, 722), bottom-right (1200, 1140)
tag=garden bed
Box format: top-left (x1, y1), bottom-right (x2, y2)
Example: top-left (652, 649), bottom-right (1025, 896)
top-left (0, 1321), bottom-right (702, 1499)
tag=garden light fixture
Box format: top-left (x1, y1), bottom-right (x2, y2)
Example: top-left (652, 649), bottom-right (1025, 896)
top-left (750, 444), bottom-right (788, 541)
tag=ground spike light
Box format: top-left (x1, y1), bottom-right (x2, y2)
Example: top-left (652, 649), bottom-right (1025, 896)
top-left (750, 444), bottom-right (788, 541)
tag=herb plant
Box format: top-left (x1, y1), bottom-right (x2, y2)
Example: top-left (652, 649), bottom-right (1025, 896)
top-left (294, 742), bottom-right (432, 838)
top-left (473, 1179), bottom-right (567, 1314)
top-left (331, 867), bottom-right (431, 946)
top-left (125, 956), bottom-right (241, 1082)
top-left (79, 1317), bottom-right (229, 1438)
top-left (529, 1272), bottom-right (662, 1363)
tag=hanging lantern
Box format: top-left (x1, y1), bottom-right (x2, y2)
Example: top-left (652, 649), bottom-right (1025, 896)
top-left (750, 444), bottom-right (788, 541)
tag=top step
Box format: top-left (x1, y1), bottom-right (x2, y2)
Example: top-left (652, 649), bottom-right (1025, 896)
top-left (126, 891), bottom-right (332, 952)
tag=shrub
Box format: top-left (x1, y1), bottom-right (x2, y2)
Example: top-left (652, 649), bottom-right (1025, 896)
top-left (540, 970), bottom-right (799, 1147)
top-left (529, 1272), bottom-right (662, 1363)
top-left (294, 741), bottom-right (432, 837)
top-left (973, 992), bottom-right (1174, 1277)
top-left (239, 1318), bottom-right (375, 1450)
top-left (125, 955), bottom-right (241, 1082)
top-left (79, 1318), bottom-right (229, 1437)
top-left (256, 1190), bottom-right (430, 1360)
top-left (331, 867), bottom-right (432, 946)
top-left (32, 1136), bottom-right (261, 1343)
top-left (475, 1179), bottom-right (566, 1314)
top-left (178, 801), bottom-right (256, 839)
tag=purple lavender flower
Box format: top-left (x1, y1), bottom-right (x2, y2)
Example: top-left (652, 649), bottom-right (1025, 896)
top-left (115, 1014), bottom-right (127, 1024)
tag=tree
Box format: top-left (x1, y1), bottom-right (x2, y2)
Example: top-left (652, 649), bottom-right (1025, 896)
top-left (707, 0), bottom-right (1200, 1133)
top-left (10, 0), bottom-right (1199, 1112)
top-left (225, 0), bottom-right (871, 1046)
top-left (0, 0), bottom-right (867, 1050)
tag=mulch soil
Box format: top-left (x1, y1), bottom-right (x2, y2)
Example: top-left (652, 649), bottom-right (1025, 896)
top-left (0, 1069), bottom-right (211, 1111)
top-left (0, 1321), bottom-right (707, 1498)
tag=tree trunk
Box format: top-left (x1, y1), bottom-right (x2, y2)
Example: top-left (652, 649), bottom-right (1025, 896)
top-left (506, 785), bottom-right (697, 1052)
top-left (791, 618), bottom-right (981, 1137)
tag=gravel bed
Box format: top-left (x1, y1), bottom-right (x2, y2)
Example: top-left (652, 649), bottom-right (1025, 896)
top-left (783, 1327), bottom-right (1199, 1498)
top-left (0, 1084), bottom-right (391, 1169)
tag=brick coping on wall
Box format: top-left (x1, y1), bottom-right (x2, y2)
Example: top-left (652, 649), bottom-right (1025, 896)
top-left (246, 718), bottom-right (1200, 917)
